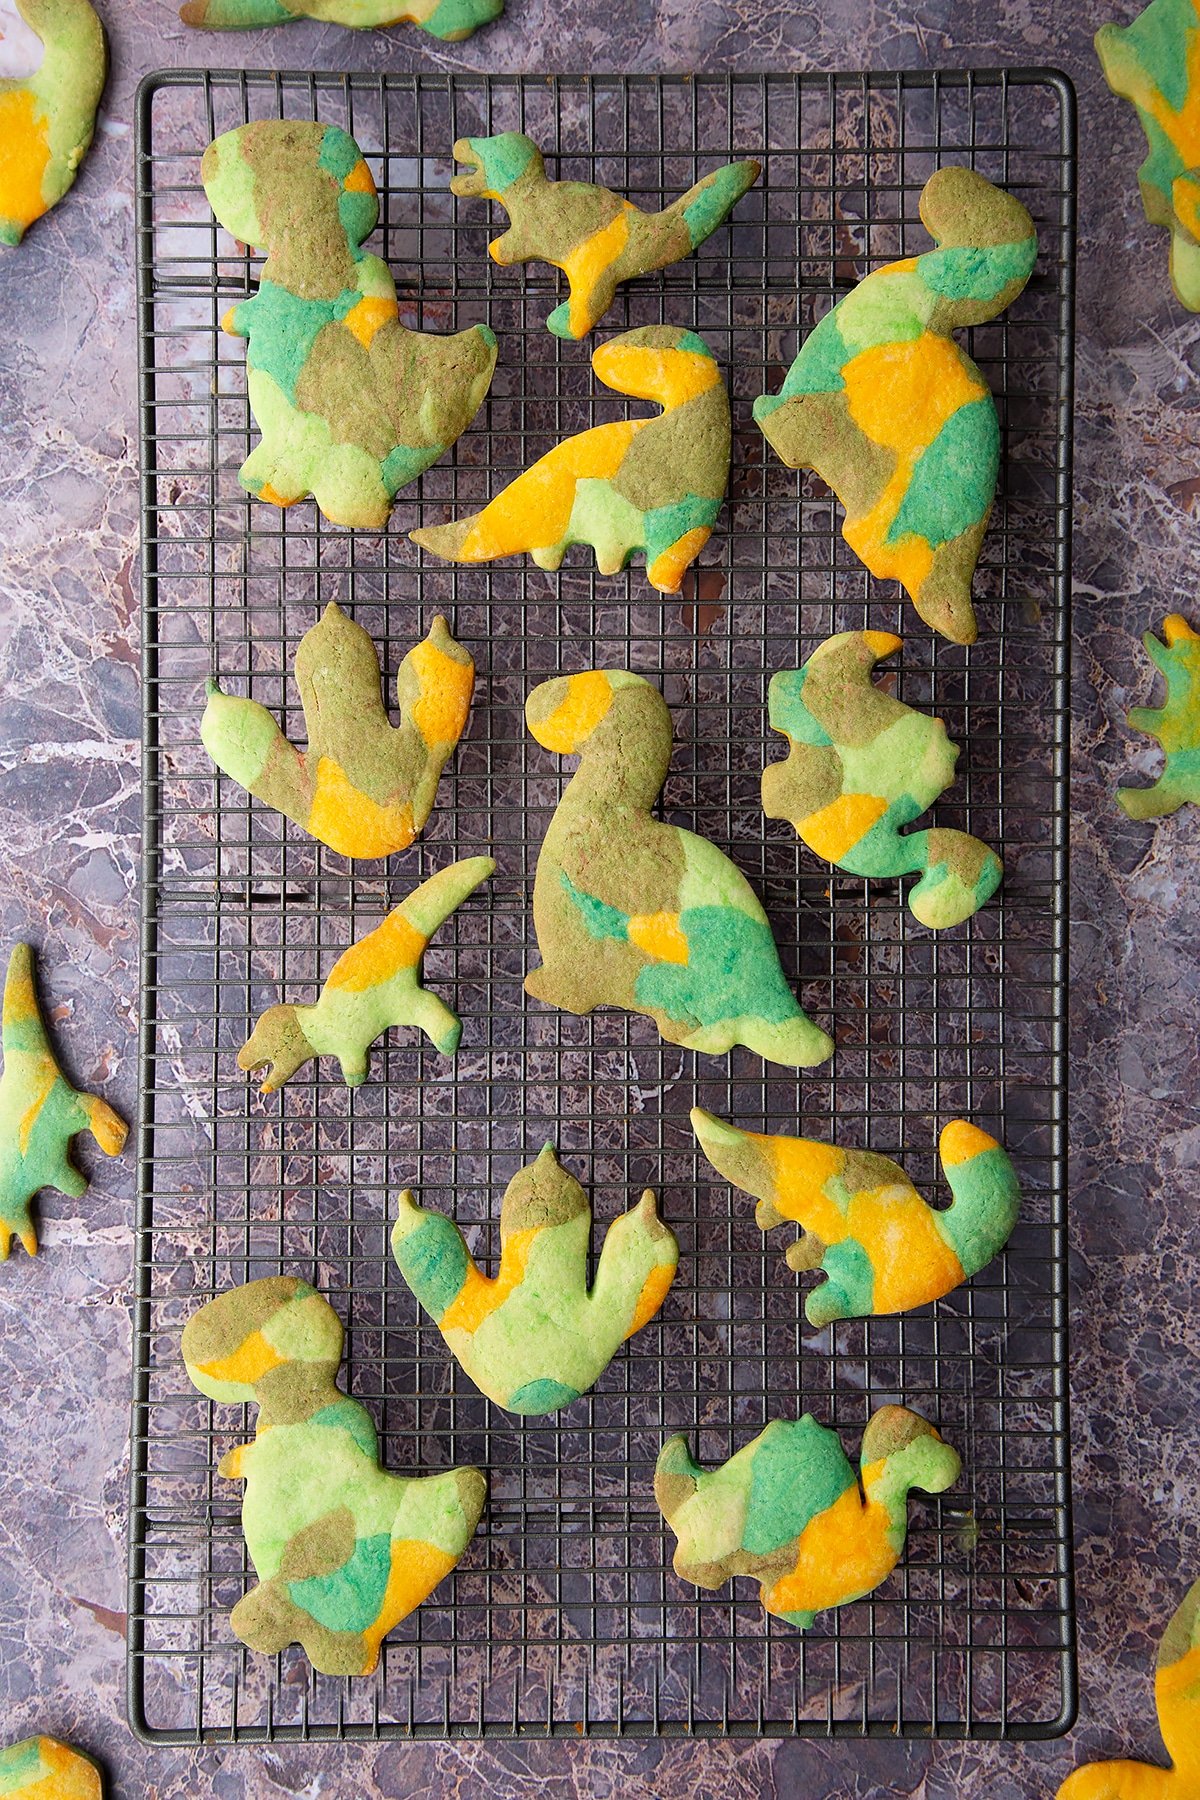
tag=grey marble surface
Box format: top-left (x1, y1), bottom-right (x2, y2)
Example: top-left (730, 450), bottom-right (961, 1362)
top-left (0, 0), bottom-right (1197, 1795)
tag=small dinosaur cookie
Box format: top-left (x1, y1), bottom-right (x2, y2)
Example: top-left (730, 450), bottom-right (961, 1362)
top-left (203, 120), bottom-right (497, 527)
top-left (754, 166), bottom-right (1037, 645)
top-left (762, 630), bottom-right (1003, 928)
top-left (450, 133), bottom-right (760, 338)
top-left (0, 0), bottom-right (107, 247)
top-left (181, 0), bottom-right (502, 42)
top-left (1117, 614), bottom-right (1200, 819)
top-left (183, 1276), bottom-right (487, 1675)
top-left (0, 1738), bottom-right (102, 1797)
top-left (201, 604), bottom-right (474, 860)
top-left (655, 1406), bottom-right (960, 1628)
top-left (412, 325), bottom-right (729, 596)
top-left (391, 1144), bottom-right (678, 1415)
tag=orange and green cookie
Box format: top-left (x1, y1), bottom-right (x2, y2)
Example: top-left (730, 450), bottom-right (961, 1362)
top-left (181, 0), bottom-right (502, 42)
top-left (0, 0), bottom-right (106, 247)
top-left (0, 1738), bottom-right (102, 1797)
top-left (1118, 614), bottom-right (1200, 819)
top-left (203, 120), bottom-right (496, 527)
top-left (754, 166), bottom-right (1037, 645)
top-left (183, 1276), bottom-right (486, 1676)
top-left (391, 1144), bottom-right (678, 1415)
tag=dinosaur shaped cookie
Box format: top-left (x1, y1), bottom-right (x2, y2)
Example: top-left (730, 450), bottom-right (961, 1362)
top-left (656, 1405), bottom-right (960, 1628)
top-left (691, 1108), bottom-right (1020, 1325)
top-left (524, 670), bottom-right (833, 1067)
top-left (754, 166), bottom-right (1037, 645)
top-left (762, 630), bottom-right (1003, 928)
top-left (391, 1144), bottom-right (678, 1414)
top-left (0, 1737), bottom-right (102, 1798)
top-left (181, 0), bottom-right (502, 42)
top-left (449, 132), bottom-right (760, 338)
top-left (183, 1276), bottom-right (486, 1675)
top-left (0, 0), bottom-right (106, 246)
top-left (240, 856), bottom-right (494, 1090)
top-left (0, 943), bottom-right (126, 1261)
top-left (411, 325), bottom-right (729, 596)
top-left (201, 604), bottom-right (474, 860)
top-left (1117, 614), bottom-right (1200, 819)
top-left (202, 120), bottom-right (497, 527)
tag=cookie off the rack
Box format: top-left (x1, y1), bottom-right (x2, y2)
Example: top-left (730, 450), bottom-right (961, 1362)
top-left (0, 0), bottom-right (106, 246)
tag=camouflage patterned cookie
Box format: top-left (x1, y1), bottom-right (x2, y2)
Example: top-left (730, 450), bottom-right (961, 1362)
top-left (203, 120), bottom-right (497, 527)
top-left (181, 0), bottom-right (502, 42)
top-left (0, 0), bottom-right (106, 247)
top-left (1117, 614), bottom-right (1200, 819)
top-left (0, 1738), bottom-right (102, 1798)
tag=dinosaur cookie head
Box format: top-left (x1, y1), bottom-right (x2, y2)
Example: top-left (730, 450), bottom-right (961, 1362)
top-left (182, 1275), bottom-right (342, 1404)
top-left (450, 132), bottom-right (543, 200)
top-left (237, 1005), bottom-right (312, 1093)
top-left (202, 120), bottom-right (379, 263)
top-left (525, 668), bottom-right (650, 756)
top-left (591, 325), bottom-right (719, 408)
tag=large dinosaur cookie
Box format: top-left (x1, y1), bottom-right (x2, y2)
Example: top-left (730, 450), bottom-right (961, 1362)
top-left (754, 166), bottom-right (1037, 645)
top-left (201, 604), bottom-right (474, 860)
top-left (0, 943), bottom-right (126, 1261)
top-left (524, 670), bottom-right (833, 1067)
top-left (183, 1276), bottom-right (487, 1675)
top-left (762, 630), bottom-right (1003, 928)
top-left (449, 133), bottom-right (760, 338)
top-left (0, 1737), bottom-right (102, 1797)
top-left (181, 0), bottom-right (502, 42)
top-left (411, 325), bottom-right (729, 597)
top-left (655, 1406), bottom-right (960, 1627)
top-left (0, 0), bottom-right (106, 247)
top-left (691, 1108), bottom-right (1020, 1325)
top-left (202, 120), bottom-right (497, 527)
top-left (391, 1144), bottom-right (678, 1415)
top-left (1117, 614), bottom-right (1200, 819)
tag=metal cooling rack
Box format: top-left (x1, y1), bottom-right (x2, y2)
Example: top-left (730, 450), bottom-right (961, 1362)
top-left (130, 69), bottom-right (1075, 1742)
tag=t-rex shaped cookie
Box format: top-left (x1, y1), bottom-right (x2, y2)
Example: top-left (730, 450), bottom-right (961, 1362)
top-left (0, 1737), bottom-right (102, 1798)
top-left (203, 120), bottom-right (497, 527)
top-left (391, 1144), bottom-right (678, 1414)
top-left (655, 1405), bottom-right (960, 1628)
top-left (0, 0), bottom-right (106, 247)
top-left (183, 1276), bottom-right (486, 1675)
top-left (411, 325), bottom-right (729, 596)
top-left (691, 1108), bottom-right (1020, 1325)
top-left (1117, 614), bottom-right (1200, 819)
top-left (240, 856), bottom-right (494, 1090)
top-left (762, 630), bottom-right (1003, 928)
top-left (0, 943), bottom-right (126, 1261)
top-left (524, 669), bottom-right (833, 1067)
top-left (753, 166), bottom-right (1037, 645)
top-left (181, 0), bottom-right (502, 42)
top-left (449, 132), bottom-right (760, 338)
top-left (201, 603), bottom-right (474, 860)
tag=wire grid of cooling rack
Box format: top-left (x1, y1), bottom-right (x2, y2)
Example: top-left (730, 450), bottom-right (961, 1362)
top-left (131, 68), bottom-right (1075, 1742)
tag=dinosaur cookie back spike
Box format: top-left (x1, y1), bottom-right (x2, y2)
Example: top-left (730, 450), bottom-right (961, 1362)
top-left (1117, 614), bottom-right (1200, 819)
top-left (0, 0), bottom-right (107, 247)
top-left (182, 0), bottom-right (503, 42)
top-left (0, 1736), bottom-right (103, 1797)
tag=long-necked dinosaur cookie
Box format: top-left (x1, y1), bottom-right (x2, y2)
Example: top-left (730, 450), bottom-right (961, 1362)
top-left (753, 167), bottom-right (1037, 645)
top-left (449, 133), bottom-right (760, 338)
top-left (411, 325), bottom-right (729, 596)
top-left (691, 1108), bottom-right (1020, 1325)
top-left (182, 0), bottom-right (502, 42)
top-left (524, 670), bottom-right (833, 1067)
top-left (656, 1406), bottom-right (960, 1628)
top-left (762, 630), bottom-right (1003, 928)
top-left (0, 1737), bottom-right (102, 1797)
top-left (183, 1276), bottom-right (486, 1675)
top-left (0, 943), bottom-right (126, 1261)
top-left (1117, 614), bottom-right (1200, 819)
top-left (201, 604), bottom-right (474, 860)
top-left (0, 0), bottom-right (106, 247)
top-left (391, 1144), bottom-right (678, 1414)
top-left (240, 856), bottom-right (493, 1090)
top-left (202, 120), bottom-right (497, 527)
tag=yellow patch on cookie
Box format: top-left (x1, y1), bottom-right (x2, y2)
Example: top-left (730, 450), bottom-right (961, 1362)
top-left (345, 295), bottom-right (397, 347)
top-left (326, 912), bottom-right (426, 993)
top-left (627, 910), bottom-right (689, 964)
top-left (307, 756), bottom-right (415, 858)
top-left (361, 1539), bottom-right (458, 1669)
top-left (407, 638), bottom-right (475, 746)
top-left (625, 1261), bottom-right (676, 1337)
top-left (763, 1483), bottom-right (896, 1619)
top-left (939, 1119), bottom-right (1000, 1166)
top-left (799, 792), bottom-right (889, 861)
top-left (531, 670), bottom-right (615, 754)
top-left (563, 208), bottom-right (631, 335)
top-left (439, 1226), bottom-right (539, 1334)
top-left (0, 88), bottom-right (50, 235)
top-left (196, 1327), bottom-right (284, 1387)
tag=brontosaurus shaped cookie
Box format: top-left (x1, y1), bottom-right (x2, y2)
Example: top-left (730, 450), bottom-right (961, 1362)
top-left (691, 1108), bottom-right (1020, 1325)
top-left (181, 0), bottom-right (502, 42)
top-left (449, 132), bottom-right (760, 338)
top-left (1117, 615), bottom-right (1200, 819)
top-left (0, 0), bottom-right (106, 247)
top-left (656, 1406), bottom-right (960, 1627)
top-left (524, 670), bottom-right (833, 1067)
top-left (391, 1144), bottom-right (678, 1414)
top-left (754, 166), bottom-right (1037, 645)
top-left (183, 1276), bottom-right (486, 1675)
top-left (202, 120), bottom-right (497, 527)
top-left (201, 604), bottom-right (474, 860)
top-left (0, 943), bottom-right (126, 1260)
top-left (0, 1737), bottom-right (102, 1798)
top-left (411, 325), bottom-right (729, 596)
top-left (762, 630), bottom-right (1003, 928)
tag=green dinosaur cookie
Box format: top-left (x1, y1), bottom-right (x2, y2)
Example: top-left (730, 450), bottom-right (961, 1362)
top-left (762, 630), bottom-right (1003, 928)
top-left (0, 943), bottom-right (126, 1261)
top-left (0, 0), bottom-right (106, 247)
top-left (655, 1406), bottom-right (960, 1628)
top-left (0, 1737), bottom-right (102, 1798)
top-left (201, 604), bottom-right (474, 860)
top-left (1117, 614), bottom-right (1200, 819)
top-left (450, 133), bottom-right (760, 338)
top-left (181, 0), bottom-right (502, 42)
top-left (202, 120), bottom-right (497, 527)
top-left (411, 325), bottom-right (729, 597)
top-left (523, 669), bottom-right (833, 1067)
top-left (183, 1276), bottom-right (486, 1675)
top-left (391, 1144), bottom-right (678, 1415)
top-left (240, 856), bottom-right (494, 1090)
top-left (754, 166), bottom-right (1037, 645)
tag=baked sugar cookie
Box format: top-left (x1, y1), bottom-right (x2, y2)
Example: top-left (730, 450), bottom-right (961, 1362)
top-left (1117, 614), bottom-right (1200, 819)
top-left (0, 1738), bottom-right (102, 1797)
top-left (0, 0), bottom-right (106, 247)
top-left (182, 0), bottom-right (502, 42)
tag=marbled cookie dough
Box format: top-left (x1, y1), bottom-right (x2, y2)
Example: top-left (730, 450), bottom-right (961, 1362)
top-left (182, 0), bottom-right (502, 41)
top-left (0, 0), bottom-right (106, 246)
top-left (1118, 614), bottom-right (1200, 819)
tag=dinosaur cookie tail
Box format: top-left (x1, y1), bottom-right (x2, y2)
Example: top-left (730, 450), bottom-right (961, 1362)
top-left (666, 159), bottom-right (761, 251)
top-left (937, 1121), bottom-right (1021, 1278)
top-left (734, 1010), bottom-right (835, 1069)
top-left (181, 0), bottom-right (293, 23)
top-left (908, 828), bottom-right (1003, 930)
top-left (917, 165), bottom-right (1038, 324)
top-left (398, 855), bottom-right (495, 942)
